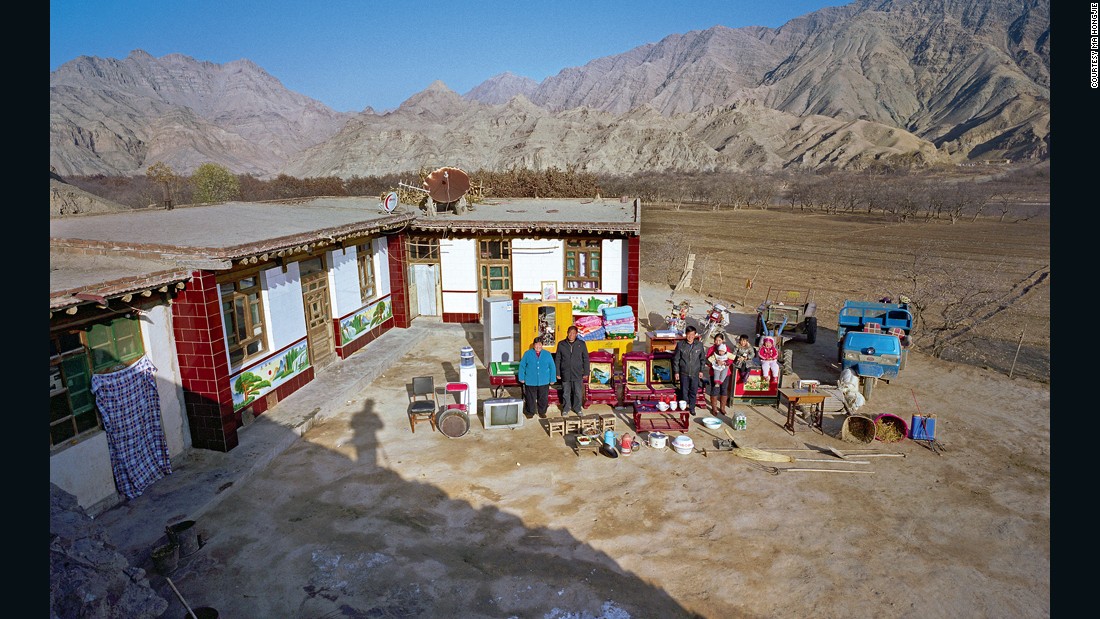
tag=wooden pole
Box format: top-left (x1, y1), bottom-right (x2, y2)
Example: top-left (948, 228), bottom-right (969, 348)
top-left (1008, 327), bottom-right (1025, 379)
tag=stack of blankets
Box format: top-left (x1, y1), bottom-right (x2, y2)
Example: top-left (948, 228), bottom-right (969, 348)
top-left (575, 314), bottom-right (606, 341)
top-left (601, 306), bottom-right (636, 340)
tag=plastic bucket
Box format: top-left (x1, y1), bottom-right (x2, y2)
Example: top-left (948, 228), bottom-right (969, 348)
top-left (437, 408), bottom-right (470, 438)
top-left (841, 415), bottom-right (876, 444)
top-left (874, 413), bottom-right (909, 443)
top-left (167, 520), bottom-right (201, 557)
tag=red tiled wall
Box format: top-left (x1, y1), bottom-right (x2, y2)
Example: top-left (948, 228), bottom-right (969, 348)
top-left (336, 317), bottom-right (395, 358)
top-left (172, 270), bottom-right (238, 452)
top-left (387, 234), bottom-right (410, 328)
top-left (626, 236), bottom-right (640, 313)
top-left (443, 312), bottom-right (480, 323)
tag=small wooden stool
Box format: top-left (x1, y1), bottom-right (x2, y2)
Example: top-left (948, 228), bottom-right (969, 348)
top-left (598, 413), bottom-right (616, 432)
top-left (580, 414), bottom-right (600, 433)
top-left (564, 416), bottom-right (583, 435)
top-left (547, 417), bottom-right (566, 438)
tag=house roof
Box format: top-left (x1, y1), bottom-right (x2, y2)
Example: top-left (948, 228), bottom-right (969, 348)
top-left (412, 197), bottom-right (640, 235)
top-left (49, 195), bottom-right (642, 313)
top-left (50, 248), bottom-right (191, 313)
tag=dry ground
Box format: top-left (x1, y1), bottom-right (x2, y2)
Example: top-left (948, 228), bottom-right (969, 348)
top-left (158, 285), bottom-right (1050, 616)
top-left (639, 204), bottom-right (1050, 383)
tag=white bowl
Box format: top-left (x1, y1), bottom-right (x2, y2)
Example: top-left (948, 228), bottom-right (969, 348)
top-left (673, 445), bottom-right (694, 455)
top-left (701, 417), bottom-right (722, 429)
top-left (657, 401), bottom-right (670, 411)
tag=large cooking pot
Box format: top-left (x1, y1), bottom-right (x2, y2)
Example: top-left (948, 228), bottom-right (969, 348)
top-left (648, 432), bottom-right (668, 449)
top-left (437, 408), bottom-right (470, 438)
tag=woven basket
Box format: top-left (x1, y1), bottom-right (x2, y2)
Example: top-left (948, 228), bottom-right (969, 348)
top-left (841, 415), bottom-right (876, 444)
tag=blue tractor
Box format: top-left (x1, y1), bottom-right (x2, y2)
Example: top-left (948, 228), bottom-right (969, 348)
top-left (837, 300), bottom-right (914, 399)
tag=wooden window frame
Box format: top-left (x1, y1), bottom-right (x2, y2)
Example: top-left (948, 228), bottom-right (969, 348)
top-left (357, 243), bottom-right (377, 305)
top-left (219, 272), bottom-right (268, 367)
top-left (563, 238), bottom-right (602, 291)
top-left (50, 316), bottom-right (147, 449)
top-left (479, 238), bottom-right (512, 296)
top-left (407, 236), bottom-right (440, 263)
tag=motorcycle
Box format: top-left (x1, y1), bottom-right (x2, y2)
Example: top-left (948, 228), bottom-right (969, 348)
top-left (664, 299), bottom-right (692, 334)
top-left (700, 301), bottom-right (731, 342)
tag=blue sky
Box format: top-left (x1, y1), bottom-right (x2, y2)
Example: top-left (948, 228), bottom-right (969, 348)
top-left (51, 0), bottom-right (846, 113)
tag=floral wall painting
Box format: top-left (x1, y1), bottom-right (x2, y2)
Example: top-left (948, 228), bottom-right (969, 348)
top-left (563, 293), bottom-right (617, 315)
top-left (339, 297), bottom-right (393, 345)
top-left (231, 341), bottom-right (310, 411)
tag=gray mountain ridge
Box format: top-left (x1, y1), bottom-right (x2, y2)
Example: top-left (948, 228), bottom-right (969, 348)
top-left (50, 0), bottom-right (1048, 179)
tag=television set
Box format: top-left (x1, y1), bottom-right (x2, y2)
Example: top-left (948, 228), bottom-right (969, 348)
top-left (482, 398), bottom-right (525, 430)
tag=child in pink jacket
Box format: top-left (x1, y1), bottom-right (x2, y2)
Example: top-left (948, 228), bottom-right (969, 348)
top-left (758, 336), bottom-right (780, 383)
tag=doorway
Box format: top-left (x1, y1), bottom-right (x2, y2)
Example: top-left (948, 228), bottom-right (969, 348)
top-left (412, 263), bottom-right (439, 317)
top-left (300, 257), bottom-right (335, 369)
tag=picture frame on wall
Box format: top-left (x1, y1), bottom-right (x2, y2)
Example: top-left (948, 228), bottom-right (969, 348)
top-left (541, 280), bottom-right (558, 301)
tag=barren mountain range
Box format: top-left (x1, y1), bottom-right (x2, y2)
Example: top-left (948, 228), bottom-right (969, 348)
top-left (50, 0), bottom-right (1049, 179)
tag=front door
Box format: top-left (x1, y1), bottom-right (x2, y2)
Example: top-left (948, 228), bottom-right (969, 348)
top-left (300, 257), bottom-right (335, 369)
top-left (413, 263), bottom-right (439, 316)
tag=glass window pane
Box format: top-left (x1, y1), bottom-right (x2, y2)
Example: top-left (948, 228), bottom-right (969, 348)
top-left (240, 276), bottom-right (257, 288)
top-left (87, 324), bottom-right (110, 349)
top-left (234, 299), bottom-right (248, 342)
top-left (220, 282), bottom-right (236, 296)
top-left (246, 340), bottom-right (261, 355)
top-left (58, 332), bottom-right (82, 354)
top-left (490, 280), bottom-right (503, 290)
top-left (230, 348), bottom-right (244, 365)
top-left (69, 389), bottom-right (95, 414)
top-left (249, 300), bottom-right (261, 326)
top-left (74, 411), bottom-right (99, 433)
top-left (490, 266), bottom-right (502, 277)
top-left (51, 421), bottom-right (75, 446)
top-left (50, 393), bottom-right (71, 422)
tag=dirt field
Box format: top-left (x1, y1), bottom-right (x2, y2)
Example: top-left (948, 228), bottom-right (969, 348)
top-left (639, 204), bottom-right (1051, 383)
top-left (163, 270), bottom-right (1051, 616)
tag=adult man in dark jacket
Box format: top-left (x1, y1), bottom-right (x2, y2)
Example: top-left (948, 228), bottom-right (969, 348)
top-left (672, 325), bottom-right (706, 415)
top-left (556, 326), bottom-right (590, 415)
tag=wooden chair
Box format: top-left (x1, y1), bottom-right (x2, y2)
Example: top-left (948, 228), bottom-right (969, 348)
top-left (408, 376), bottom-right (438, 433)
top-left (585, 351), bottom-right (619, 408)
top-left (649, 351), bottom-right (677, 400)
top-left (621, 351), bottom-right (655, 405)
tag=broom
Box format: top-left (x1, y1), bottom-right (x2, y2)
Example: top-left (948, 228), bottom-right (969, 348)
top-left (707, 427), bottom-right (794, 462)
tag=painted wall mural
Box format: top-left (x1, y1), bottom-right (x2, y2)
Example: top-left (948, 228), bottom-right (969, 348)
top-left (563, 293), bottom-right (617, 315)
top-left (231, 341), bottom-right (310, 411)
top-left (339, 297), bottom-right (393, 345)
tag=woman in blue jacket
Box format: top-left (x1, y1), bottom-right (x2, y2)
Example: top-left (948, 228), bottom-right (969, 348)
top-left (518, 337), bottom-right (557, 418)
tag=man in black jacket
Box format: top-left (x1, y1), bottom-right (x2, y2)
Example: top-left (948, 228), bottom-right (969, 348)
top-left (672, 325), bottom-right (706, 415)
top-left (556, 326), bottom-right (590, 415)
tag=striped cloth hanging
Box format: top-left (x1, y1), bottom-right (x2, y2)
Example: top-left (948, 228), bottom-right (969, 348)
top-left (91, 356), bottom-right (172, 500)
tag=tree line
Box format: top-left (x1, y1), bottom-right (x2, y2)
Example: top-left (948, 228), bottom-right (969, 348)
top-left (64, 161), bottom-right (1048, 223)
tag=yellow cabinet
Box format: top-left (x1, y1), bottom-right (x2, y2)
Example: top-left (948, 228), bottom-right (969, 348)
top-left (519, 300), bottom-right (574, 353)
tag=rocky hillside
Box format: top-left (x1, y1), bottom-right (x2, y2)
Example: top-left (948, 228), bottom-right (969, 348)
top-left (516, 0), bottom-right (1049, 161)
top-left (50, 50), bottom-right (353, 177)
top-left (50, 0), bottom-right (1048, 179)
top-left (49, 169), bottom-right (133, 217)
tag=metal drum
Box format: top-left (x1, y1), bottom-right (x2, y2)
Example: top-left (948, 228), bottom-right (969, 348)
top-left (436, 407), bottom-right (470, 438)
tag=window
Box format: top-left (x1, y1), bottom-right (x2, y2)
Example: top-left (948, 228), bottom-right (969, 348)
top-left (407, 237), bottom-right (439, 262)
top-left (50, 317), bottom-right (147, 448)
top-left (357, 243), bottom-right (376, 304)
top-left (479, 239), bottom-right (511, 295)
top-left (219, 274), bottom-right (267, 366)
top-left (564, 239), bottom-right (602, 290)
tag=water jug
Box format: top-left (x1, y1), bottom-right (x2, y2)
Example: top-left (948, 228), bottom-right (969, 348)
top-left (459, 346), bottom-right (475, 368)
top-left (604, 430), bottom-right (616, 448)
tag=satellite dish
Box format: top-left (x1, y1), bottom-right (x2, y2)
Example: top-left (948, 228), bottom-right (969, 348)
top-left (423, 167), bottom-right (470, 204)
top-left (381, 191), bottom-right (399, 213)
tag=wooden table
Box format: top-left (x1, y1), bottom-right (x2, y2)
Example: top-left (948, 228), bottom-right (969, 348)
top-left (777, 388), bottom-right (827, 435)
top-left (646, 331), bottom-right (685, 354)
top-left (632, 401), bottom-right (690, 433)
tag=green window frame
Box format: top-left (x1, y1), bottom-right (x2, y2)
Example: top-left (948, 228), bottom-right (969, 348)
top-left (564, 239), bottom-right (602, 291)
top-left (479, 239), bottom-right (512, 295)
top-left (357, 243), bottom-right (376, 304)
top-left (219, 273), bottom-right (267, 366)
top-left (50, 316), bottom-right (146, 448)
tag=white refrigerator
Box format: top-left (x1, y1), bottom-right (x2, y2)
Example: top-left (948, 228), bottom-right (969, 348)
top-left (482, 297), bottom-right (515, 365)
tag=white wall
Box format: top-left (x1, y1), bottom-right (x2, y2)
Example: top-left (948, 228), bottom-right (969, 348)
top-left (261, 262), bottom-right (307, 352)
top-left (330, 246), bottom-right (362, 317)
top-left (512, 238), bottom-right (563, 292)
top-left (49, 303), bottom-right (191, 516)
top-left (49, 433), bottom-right (116, 515)
top-left (441, 238), bottom-right (479, 313)
top-left (601, 239), bottom-right (625, 294)
top-left (374, 236), bottom-right (391, 297)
